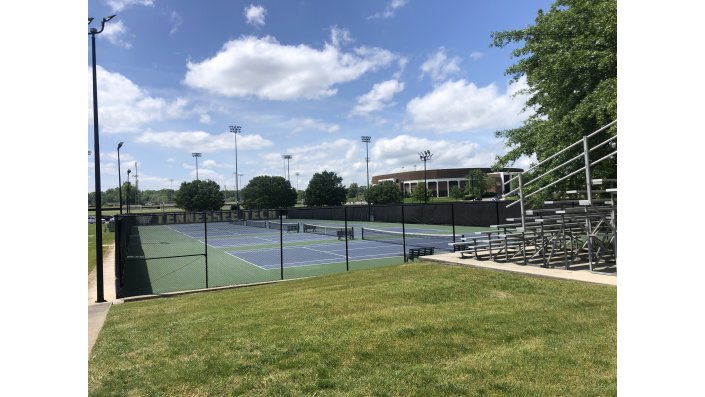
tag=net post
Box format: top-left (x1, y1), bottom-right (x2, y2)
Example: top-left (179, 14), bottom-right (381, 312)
top-left (401, 203), bottom-right (407, 262)
top-left (279, 210), bottom-right (284, 280)
top-left (451, 203), bottom-right (456, 243)
top-left (344, 206), bottom-right (349, 271)
top-left (204, 211), bottom-right (208, 289)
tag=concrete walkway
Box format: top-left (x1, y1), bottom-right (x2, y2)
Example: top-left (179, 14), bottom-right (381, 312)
top-left (420, 252), bottom-right (617, 286)
top-left (88, 244), bottom-right (120, 357)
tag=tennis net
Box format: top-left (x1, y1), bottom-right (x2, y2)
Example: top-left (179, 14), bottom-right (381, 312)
top-left (268, 221), bottom-right (300, 232)
top-left (361, 227), bottom-right (455, 252)
top-left (229, 219), bottom-right (246, 226)
top-left (246, 220), bottom-right (269, 228)
top-left (302, 223), bottom-right (354, 240)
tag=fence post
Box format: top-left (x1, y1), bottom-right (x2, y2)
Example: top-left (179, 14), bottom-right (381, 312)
top-left (451, 203), bottom-right (456, 243)
top-left (401, 203), bottom-right (407, 262)
top-left (344, 206), bottom-right (349, 271)
top-left (204, 211), bottom-right (208, 288)
top-left (280, 211), bottom-right (284, 280)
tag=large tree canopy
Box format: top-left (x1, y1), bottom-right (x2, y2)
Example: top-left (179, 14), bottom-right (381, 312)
top-left (241, 175), bottom-right (297, 209)
top-left (304, 171), bottom-right (347, 206)
top-left (492, 0), bottom-right (616, 202)
top-left (366, 181), bottom-right (403, 205)
top-left (174, 180), bottom-right (225, 212)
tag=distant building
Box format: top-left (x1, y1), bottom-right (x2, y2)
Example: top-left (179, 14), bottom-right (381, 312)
top-left (371, 167), bottom-right (523, 198)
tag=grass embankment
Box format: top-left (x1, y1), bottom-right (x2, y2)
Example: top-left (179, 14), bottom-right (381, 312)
top-left (88, 224), bottom-right (115, 274)
top-left (89, 264), bottom-right (616, 396)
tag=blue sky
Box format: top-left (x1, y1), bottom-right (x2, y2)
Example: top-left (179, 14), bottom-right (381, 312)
top-left (87, 0), bottom-right (552, 193)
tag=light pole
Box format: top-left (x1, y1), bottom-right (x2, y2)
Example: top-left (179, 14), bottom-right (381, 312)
top-left (229, 125), bottom-right (241, 202)
top-left (192, 152), bottom-right (202, 180)
top-left (282, 154), bottom-right (292, 182)
top-left (419, 150), bottom-right (433, 203)
top-left (89, 14), bottom-right (115, 303)
top-left (361, 136), bottom-right (371, 200)
top-left (126, 169), bottom-right (132, 214)
top-left (117, 142), bottom-right (124, 214)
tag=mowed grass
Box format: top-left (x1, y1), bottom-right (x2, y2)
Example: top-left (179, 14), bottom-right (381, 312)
top-left (89, 264), bottom-right (616, 396)
top-left (89, 224), bottom-right (115, 274)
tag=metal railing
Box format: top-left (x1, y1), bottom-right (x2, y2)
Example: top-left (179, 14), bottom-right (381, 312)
top-left (502, 120), bottom-right (617, 229)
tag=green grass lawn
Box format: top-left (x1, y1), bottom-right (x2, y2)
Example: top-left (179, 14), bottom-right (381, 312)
top-left (88, 224), bottom-right (115, 274)
top-left (89, 264), bottom-right (616, 396)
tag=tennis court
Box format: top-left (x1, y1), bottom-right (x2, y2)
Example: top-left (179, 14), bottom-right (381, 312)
top-left (116, 215), bottom-right (493, 298)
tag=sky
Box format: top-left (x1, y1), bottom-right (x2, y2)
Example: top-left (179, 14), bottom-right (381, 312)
top-left (87, 0), bottom-right (553, 194)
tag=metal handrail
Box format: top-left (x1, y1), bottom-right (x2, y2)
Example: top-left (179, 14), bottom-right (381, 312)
top-left (501, 120), bottom-right (617, 221)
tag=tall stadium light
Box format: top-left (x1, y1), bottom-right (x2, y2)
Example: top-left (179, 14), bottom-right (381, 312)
top-left (192, 152), bottom-right (202, 180)
top-left (361, 136), bottom-right (371, 199)
top-left (419, 150), bottom-right (433, 203)
top-left (295, 172), bottom-right (300, 191)
top-left (89, 13), bottom-right (116, 303)
top-left (229, 125), bottom-right (242, 202)
top-left (282, 154), bottom-right (292, 182)
top-left (126, 169), bottom-right (132, 214)
top-left (117, 142), bottom-right (124, 214)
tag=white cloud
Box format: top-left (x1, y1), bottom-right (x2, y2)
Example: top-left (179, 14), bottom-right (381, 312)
top-left (469, 51), bottom-right (484, 61)
top-left (135, 130), bottom-right (274, 153)
top-left (106, 0), bottom-right (154, 12)
top-left (257, 139), bottom-right (360, 183)
top-left (183, 35), bottom-right (397, 100)
top-left (420, 47), bottom-right (461, 82)
top-left (88, 66), bottom-right (189, 133)
top-left (405, 77), bottom-right (533, 133)
top-left (368, 0), bottom-right (408, 19)
top-left (330, 26), bottom-right (353, 47)
top-left (350, 79), bottom-right (405, 116)
top-left (371, 135), bottom-right (497, 171)
top-left (170, 11), bottom-right (183, 34)
top-left (290, 118), bottom-right (340, 134)
top-left (244, 5), bottom-right (267, 27)
top-left (101, 20), bottom-right (132, 48)
top-left (199, 113), bottom-right (213, 124)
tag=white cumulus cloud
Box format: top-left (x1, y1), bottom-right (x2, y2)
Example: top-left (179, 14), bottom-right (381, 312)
top-left (244, 4), bottom-right (267, 27)
top-left (88, 66), bottom-right (189, 133)
top-left (420, 47), bottom-right (461, 82)
top-left (350, 79), bottom-right (405, 116)
top-left (135, 130), bottom-right (273, 153)
top-left (405, 77), bottom-right (533, 133)
top-left (290, 118), bottom-right (340, 134)
top-left (183, 35), bottom-right (397, 100)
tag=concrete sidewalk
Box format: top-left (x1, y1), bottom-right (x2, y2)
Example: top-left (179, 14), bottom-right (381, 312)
top-left (88, 244), bottom-right (120, 357)
top-left (420, 252), bottom-right (617, 286)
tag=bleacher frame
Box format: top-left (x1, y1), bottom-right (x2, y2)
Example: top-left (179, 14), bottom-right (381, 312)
top-left (450, 120), bottom-right (617, 273)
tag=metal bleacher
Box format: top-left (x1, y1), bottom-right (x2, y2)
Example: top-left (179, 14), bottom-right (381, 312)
top-left (450, 120), bottom-right (617, 273)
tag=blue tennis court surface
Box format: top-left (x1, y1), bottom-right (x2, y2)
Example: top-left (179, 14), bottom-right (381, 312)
top-left (228, 240), bottom-right (403, 270)
top-left (205, 232), bottom-right (337, 248)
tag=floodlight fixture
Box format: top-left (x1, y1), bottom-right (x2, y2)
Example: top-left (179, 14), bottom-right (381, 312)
top-left (192, 152), bottom-right (202, 180)
top-left (419, 150), bottom-right (434, 203)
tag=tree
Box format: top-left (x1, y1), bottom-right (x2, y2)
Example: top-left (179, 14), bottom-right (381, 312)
top-left (174, 180), bottom-right (225, 211)
top-left (366, 181), bottom-right (403, 204)
top-left (491, 0), bottom-right (616, 203)
top-left (346, 183), bottom-right (359, 199)
top-left (241, 176), bottom-right (297, 209)
top-left (449, 186), bottom-right (464, 200)
top-left (411, 185), bottom-right (433, 203)
top-left (465, 170), bottom-right (489, 198)
top-left (304, 171), bottom-right (347, 206)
